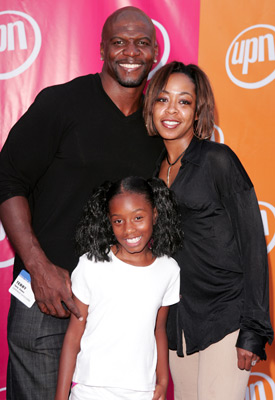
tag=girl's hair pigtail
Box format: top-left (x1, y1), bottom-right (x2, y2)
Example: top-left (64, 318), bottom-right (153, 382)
top-left (148, 178), bottom-right (183, 256)
top-left (75, 181), bottom-right (116, 262)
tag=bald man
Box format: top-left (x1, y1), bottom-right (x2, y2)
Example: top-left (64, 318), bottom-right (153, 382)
top-left (0, 7), bottom-right (163, 399)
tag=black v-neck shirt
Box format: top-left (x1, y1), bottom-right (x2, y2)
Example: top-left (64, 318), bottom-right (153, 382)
top-left (0, 73), bottom-right (163, 278)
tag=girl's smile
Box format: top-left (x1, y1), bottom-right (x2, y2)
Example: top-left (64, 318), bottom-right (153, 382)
top-left (125, 235), bottom-right (142, 245)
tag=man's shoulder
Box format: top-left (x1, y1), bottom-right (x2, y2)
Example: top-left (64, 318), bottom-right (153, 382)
top-left (32, 73), bottom-right (101, 109)
top-left (38, 73), bottom-right (99, 98)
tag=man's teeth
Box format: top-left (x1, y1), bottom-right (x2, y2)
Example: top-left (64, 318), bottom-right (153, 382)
top-left (120, 64), bottom-right (140, 69)
top-left (126, 236), bottom-right (141, 243)
top-left (163, 120), bottom-right (179, 126)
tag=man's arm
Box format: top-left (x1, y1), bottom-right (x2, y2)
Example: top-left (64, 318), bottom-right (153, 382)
top-left (153, 306), bottom-right (170, 400)
top-left (0, 196), bottom-right (81, 319)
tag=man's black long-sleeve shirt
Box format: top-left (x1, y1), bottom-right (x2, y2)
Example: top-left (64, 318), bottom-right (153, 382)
top-left (0, 73), bottom-right (163, 279)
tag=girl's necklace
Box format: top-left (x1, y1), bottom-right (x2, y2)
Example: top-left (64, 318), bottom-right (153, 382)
top-left (166, 150), bottom-right (185, 186)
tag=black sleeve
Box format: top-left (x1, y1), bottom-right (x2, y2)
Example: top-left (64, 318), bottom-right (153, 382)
top-left (211, 144), bottom-right (273, 359)
top-left (0, 87), bottom-right (66, 204)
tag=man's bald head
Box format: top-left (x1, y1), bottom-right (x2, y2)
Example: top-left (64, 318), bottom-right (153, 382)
top-left (101, 6), bottom-right (156, 42)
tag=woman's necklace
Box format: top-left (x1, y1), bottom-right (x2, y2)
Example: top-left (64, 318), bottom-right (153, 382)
top-left (166, 150), bottom-right (185, 186)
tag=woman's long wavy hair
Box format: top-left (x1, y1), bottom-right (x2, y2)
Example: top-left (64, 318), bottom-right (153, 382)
top-left (143, 61), bottom-right (215, 139)
top-left (75, 176), bottom-right (183, 262)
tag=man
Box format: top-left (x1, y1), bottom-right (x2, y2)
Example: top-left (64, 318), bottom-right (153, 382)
top-left (0, 7), bottom-right (163, 399)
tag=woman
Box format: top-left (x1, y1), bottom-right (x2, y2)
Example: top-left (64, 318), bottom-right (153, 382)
top-left (143, 61), bottom-right (273, 400)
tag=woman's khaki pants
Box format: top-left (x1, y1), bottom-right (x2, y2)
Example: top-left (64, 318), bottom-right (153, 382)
top-left (169, 330), bottom-right (251, 400)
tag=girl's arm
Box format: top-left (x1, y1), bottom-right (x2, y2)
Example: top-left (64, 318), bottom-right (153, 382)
top-left (55, 295), bottom-right (88, 400)
top-left (153, 306), bottom-right (170, 400)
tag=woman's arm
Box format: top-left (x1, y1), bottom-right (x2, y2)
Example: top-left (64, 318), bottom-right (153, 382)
top-left (214, 145), bottom-right (273, 364)
top-left (55, 295), bottom-right (88, 400)
top-left (153, 306), bottom-right (170, 400)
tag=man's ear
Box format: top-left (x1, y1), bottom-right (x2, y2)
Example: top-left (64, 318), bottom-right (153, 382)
top-left (154, 44), bottom-right (159, 62)
top-left (100, 43), bottom-right (104, 61)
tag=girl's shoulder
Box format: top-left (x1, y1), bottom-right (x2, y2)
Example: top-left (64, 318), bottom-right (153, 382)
top-left (73, 253), bottom-right (108, 274)
top-left (156, 255), bottom-right (180, 272)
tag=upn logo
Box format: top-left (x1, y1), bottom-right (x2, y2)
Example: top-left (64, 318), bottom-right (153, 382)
top-left (246, 372), bottom-right (275, 399)
top-left (148, 20), bottom-right (170, 80)
top-left (0, 10), bottom-right (41, 80)
top-left (259, 201), bottom-right (275, 254)
top-left (226, 25), bottom-right (275, 89)
top-left (210, 124), bottom-right (224, 143)
top-left (0, 221), bottom-right (14, 268)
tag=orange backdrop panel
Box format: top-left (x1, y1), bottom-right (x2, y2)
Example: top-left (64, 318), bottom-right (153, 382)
top-left (198, 0), bottom-right (275, 398)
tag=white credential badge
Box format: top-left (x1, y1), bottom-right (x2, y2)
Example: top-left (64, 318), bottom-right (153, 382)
top-left (9, 269), bottom-right (35, 308)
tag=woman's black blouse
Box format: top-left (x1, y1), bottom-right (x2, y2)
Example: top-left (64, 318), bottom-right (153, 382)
top-left (156, 137), bottom-right (273, 359)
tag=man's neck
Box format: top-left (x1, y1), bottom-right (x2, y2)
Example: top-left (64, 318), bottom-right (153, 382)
top-left (99, 72), bottom-right (145, 116)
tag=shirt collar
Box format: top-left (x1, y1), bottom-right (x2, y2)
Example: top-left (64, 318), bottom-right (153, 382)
top-left (155, 136), bottom-right (205, 172)
top-left (183, 136), bottom-right (204, 166)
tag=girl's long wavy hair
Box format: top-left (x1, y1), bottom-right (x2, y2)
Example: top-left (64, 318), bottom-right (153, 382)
top-left (75, 176), bottom-right (183, 262)
top-left (143, 61), bottom-right (215, 140)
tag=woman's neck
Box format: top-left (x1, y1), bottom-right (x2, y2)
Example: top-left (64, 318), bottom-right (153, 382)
top-left (164, 135), bottom-right (193, 162)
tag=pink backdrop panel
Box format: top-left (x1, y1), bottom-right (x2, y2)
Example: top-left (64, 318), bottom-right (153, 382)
top-left (0, 1), bottom-right (200, 398)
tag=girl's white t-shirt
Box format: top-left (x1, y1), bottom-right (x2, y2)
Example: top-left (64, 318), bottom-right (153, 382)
top-left (71, 251), bottom-right (180, 391)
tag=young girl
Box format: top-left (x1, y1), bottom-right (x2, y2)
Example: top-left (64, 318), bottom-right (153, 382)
top-left (55, 176), bottom-right (183, 400)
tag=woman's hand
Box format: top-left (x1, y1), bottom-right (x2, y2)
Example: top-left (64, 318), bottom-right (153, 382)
top-left (237, 347), bottom-right (260, 371)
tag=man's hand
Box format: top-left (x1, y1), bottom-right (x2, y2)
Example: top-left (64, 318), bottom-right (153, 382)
top-left (31, 262), bottom-right (82, 319)
top-left (0, 197), bottom-right (82, 320)
top-left (237, 347), bottom-right (260, 371)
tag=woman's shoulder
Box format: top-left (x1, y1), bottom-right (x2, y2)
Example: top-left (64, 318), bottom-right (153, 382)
top-left (202, 139), bottom-right (234, 157)
top-left (201, 140), bottom-right (242, 170)
top-left (201, 140), bottom-right (253, 189)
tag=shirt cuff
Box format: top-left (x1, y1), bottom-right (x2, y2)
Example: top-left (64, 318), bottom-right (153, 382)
top-left (236, 329), bottom-right (268, 360)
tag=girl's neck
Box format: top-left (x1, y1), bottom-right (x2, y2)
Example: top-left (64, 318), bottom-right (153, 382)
top-left (111, 245), bottom-right (156, 267)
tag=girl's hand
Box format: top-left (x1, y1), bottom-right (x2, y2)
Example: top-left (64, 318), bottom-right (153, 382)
top-left (152, 383), bottom-right (167, 400)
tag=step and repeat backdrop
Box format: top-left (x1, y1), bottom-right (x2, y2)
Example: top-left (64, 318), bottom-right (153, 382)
top-left (0, 1), bottom-right (274, 399)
